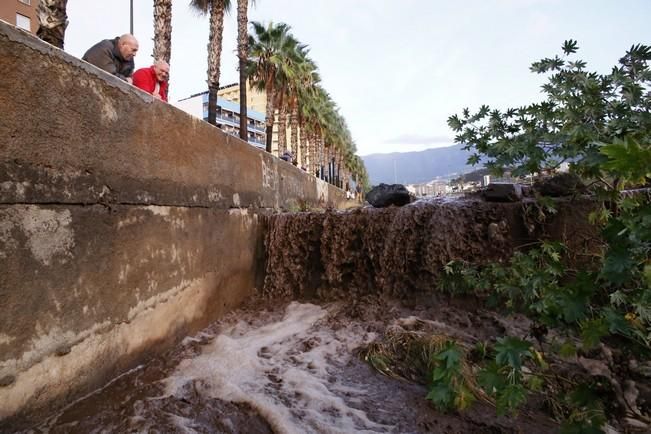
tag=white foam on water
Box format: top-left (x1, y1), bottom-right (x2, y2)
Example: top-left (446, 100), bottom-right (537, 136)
top-left (164, 302), bottom-right (390, 434)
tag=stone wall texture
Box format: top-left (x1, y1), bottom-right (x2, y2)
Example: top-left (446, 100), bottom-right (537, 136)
top-left (0, 21), bottom-right (344, 426)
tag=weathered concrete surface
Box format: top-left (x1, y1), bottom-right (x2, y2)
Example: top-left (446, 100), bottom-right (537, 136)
top-left (0, 21), bottom-right (342, 211)
top-left (263, 198), bottom-right (600, 300)
top-left (0, 21), bottom-right (344, 427)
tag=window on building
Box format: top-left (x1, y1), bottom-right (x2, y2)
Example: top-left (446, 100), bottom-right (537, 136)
top-left (19, 0), bottom-right (31, 5)
top-left (15, 13), bottom-right (30, 31)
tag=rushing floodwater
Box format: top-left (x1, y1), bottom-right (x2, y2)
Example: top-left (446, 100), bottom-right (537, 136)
top-left (25, 299), bottom-right (557, 434)
top-left (31, 302), bottom-right (393, 433)
top-left (164, 302), bottom-right (385, 434)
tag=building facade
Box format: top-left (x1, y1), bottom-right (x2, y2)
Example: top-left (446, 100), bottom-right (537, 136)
top-left (216, 82), bottom-right (292, 156)
top-left (0, 0), bottom-right (37, 34)
top-left (174, 89), bottom-right (266, 149)
top-left (217, 82), bottom-right (267, 114)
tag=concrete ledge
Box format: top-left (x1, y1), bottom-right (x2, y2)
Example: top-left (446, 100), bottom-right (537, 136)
top-left (0, 20), bottom-right (344, 211)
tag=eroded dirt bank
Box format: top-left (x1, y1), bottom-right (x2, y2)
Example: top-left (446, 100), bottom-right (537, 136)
top-left (263, 197), bottom-right (599, 300)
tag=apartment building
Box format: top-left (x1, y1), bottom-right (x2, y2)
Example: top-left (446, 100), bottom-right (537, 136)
top-left (217, 82), bottom-right (267, 114)
top-left (0, 0), bottom-right (37, 34)
top-left (217, 82), bottom-right (302, 156)
top-left (174, 89), bottom-right (266, 149)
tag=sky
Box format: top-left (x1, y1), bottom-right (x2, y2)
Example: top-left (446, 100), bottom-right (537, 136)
top-left (64, 1), bottom-right (651, 156)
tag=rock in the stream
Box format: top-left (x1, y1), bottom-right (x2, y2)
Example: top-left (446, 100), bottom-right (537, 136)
top-left (482, 183), bottom-right (523, 202)
top-left (366, 183), bottom-right (412, 208)
top-left (534, 172), bottom-right (585, 197)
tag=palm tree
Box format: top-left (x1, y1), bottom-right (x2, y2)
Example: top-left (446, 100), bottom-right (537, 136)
top-left (190, 0), bottom-right (232, 126)
top-left (247, 21), bottom-right (368, 185)
top-left (36, 0), bottom-right (68, 49)
top-left (237, 0), bottom-right (254, 141)
top-left (283, 48), bottom-right (315, 158)
top-left (153, 0), bottom-right (173, 64)
top-left (248, 21), bottom-right (300, 152)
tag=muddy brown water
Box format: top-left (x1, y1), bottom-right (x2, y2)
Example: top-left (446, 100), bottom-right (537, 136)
top-left (12, 198), bottom-right (597, 433)
top-left (17, 296), bottom-right (559, 434)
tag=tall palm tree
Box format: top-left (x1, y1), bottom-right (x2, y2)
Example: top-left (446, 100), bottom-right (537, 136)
top-left (237, 0), bottom-right (255, 141)
top-left (283, 48), bottom-right (314, 158)
top-left (36, 0), bottom-right (68, 49)
top-left (190, 0), bottom-right (232, 126)
top-left (247, 21), bottom-right (367, 184)
top-left (248, 21), bottom-right (299, 152)
top-left (153, 0), bottom-right (173, 64)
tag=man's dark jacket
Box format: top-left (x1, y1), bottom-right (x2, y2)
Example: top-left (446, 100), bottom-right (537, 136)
top-left (82, 37), bottom-right (134, 80)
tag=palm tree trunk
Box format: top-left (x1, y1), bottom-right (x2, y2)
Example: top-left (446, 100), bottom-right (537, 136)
top-left (278, 106), bottom-right (288, 155)
top-left (308, 132), bottom-right (316, 175)
top-left (237, 0), bottom-right (248, 142)
top-left (337, 152), bottom-right (343, 187)
top-left (207, 0), bottom-right (226, 126)
top-left (264, 83), bottom-right (274, 152)
top-left (317, 135), bottom-right (324, 179)
top-left (37, 0), bottom-right (68, 49)
top-left (299, 127), bottom-right (308, 170)
top-left (290, 107), bottom-right (299, 159)
top-left (153, 0), bottom-right (172, 63)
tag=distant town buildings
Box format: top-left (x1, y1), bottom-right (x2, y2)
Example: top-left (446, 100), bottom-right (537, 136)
top-left (174, 86), bottom-right (266, 149)
top-left (0, 0), bottom-right (37, 34)
top-left (406, 181), bottom-right (450, 197)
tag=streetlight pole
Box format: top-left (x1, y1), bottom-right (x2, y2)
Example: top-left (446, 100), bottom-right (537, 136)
top-left (130, 0), bottom-right (134, 34)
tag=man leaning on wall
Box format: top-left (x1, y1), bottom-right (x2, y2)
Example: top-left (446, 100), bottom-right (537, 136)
top-left (82, 34), bottom-right (139, 83)
top-left (132, 60), bottom-right (170, 101)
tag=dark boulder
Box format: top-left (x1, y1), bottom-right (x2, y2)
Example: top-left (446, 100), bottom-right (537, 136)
top-left (534, 172), bottom-right (585, 197)
top-left (482, 183), bottom-right (523, 202)
top-left (366, 183), bottom-right (412, 208)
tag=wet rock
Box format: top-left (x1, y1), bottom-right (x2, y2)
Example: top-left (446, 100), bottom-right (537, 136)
top-left (55, 343), bottom-right (72, 356)
top-left (0, 374), bottom-right (16, 387)
top-left (534, 172), bottom-right (585, 197)
top-left (482, 183), bottom-right (523, 202)
top-left (366, 183), bottom-right (412, 208)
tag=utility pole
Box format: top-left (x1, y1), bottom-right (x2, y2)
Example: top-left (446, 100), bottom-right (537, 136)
top-left (130, 0), bottom-right (134, 34)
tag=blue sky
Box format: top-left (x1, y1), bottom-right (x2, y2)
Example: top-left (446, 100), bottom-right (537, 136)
top-left (65, 1), bottom-right (650, 155)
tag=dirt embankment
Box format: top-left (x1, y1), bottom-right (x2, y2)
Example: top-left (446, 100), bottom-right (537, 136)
top-left (263, 197), bottom-right (600, 300)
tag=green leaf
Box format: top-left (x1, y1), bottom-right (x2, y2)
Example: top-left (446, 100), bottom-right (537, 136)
top-left (526, 374), bottom-right (544, 392)
top-left (561, 385), bottom-right (607, 433)
top-left (494, 337), bottom-right (532, 370)
top-left (580, 318), bottom-right (609, 349)
top-left (600, 137), bottom-right (651, 185)
top-left (435, 341), bottom-right (463, 370)
top-left (562, 39), bottom-right (579, 55)
top-left (453, 385), bottom-right (475, 410)
top-left (558, 341), bottom-right (577, 358)
top-left (601, 242), bottom-right (635, 285)
top-left (426, 384), bottom-right (454, 410)
top-left (496, 383), bottom-right (528, 415)
top-left (477, 362), bottom-right (506, 395)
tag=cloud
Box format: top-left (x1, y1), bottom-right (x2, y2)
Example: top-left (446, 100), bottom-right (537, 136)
top-left (383, 134), bottom-right (454, 145)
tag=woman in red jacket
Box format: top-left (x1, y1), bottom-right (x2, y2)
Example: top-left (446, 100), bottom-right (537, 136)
top-left (132, 60), bottom-right (170, 102)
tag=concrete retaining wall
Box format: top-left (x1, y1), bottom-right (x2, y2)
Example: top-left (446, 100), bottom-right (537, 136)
top-left (0, 21), bottom-right (344, 425)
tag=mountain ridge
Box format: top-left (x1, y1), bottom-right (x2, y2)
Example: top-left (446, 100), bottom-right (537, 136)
top-left (361, 144), bottom-right (475, 185)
